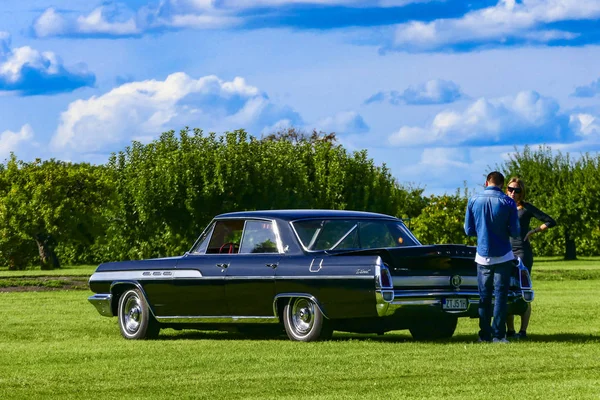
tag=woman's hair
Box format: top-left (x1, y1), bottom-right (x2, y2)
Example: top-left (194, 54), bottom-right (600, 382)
top-left (507, 177), bottom-right (526, 204)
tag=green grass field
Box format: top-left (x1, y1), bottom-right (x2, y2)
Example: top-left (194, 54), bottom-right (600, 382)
top-left (1, 259), bottom-right (599, 399)
top-left (0, 264), bottom-right (97, 277)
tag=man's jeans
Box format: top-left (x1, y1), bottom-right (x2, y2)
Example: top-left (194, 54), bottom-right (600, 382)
top-left (477, 261), bottom-right (512, 341)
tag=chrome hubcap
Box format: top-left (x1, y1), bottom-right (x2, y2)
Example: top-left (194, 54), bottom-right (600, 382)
top-left (123, 295), bottom-right (142, 334)
top-left (291, 299), bottom-right (314, 335)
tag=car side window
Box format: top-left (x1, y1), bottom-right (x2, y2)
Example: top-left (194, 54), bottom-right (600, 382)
top-left (191, 222), bottom-right (215, 254)
top-left (206, 220), bottom-right (245, 254)
top-left (239, 220), bottom-right (279, 254)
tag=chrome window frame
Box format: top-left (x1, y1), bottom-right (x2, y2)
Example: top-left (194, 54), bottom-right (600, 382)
top-left (189, 221), bottom-right (216, 254)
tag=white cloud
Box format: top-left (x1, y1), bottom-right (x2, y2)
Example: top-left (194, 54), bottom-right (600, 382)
top-left (366, 79), bottom-right (463, 105)
top-left (31, 0), bottom-right (437, 38)
top-left (388, 90), bottom-right (570, 147)
top-left (572, 78), bottom-right (600, 98)
top-left (313, 111), bottom-right (369, 134)
top-left (390, 0), bottom-right (600, 52)
top-left (51, 72), bottom-right (301, 153)
top-left (420, 147), bottom-right (472, 168)
top-left (0, 124), bottom-right (34, 160)
top-left (33, 3), bottom-right (240, 37)
top-left (218, 0), bottom-right (406, 7)
top-left (390, 145), bottom-right (518, 194)
top-left (32, 9), bottom-right (70, 38)
top-left (0, 33), bottom-right (95, 95)
top-left (76, 7), bottom-right (139, 35)
top-left (570, 113), bottom-right (600, 137)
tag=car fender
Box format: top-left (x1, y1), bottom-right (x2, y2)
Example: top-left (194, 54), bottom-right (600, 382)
top-left (273, 293), bottom-right (329, 320)
top-left (110, 281), bottom-right (158, 318)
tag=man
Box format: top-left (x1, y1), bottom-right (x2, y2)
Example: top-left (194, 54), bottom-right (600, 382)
top-left (465, 171), bottom-right (520, 343)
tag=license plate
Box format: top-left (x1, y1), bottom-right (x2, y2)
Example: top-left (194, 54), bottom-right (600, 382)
top-left (442, 298), bottom-right (468, 311)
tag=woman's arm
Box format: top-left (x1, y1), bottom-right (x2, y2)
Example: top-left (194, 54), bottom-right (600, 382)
top-left (524, 203), bottom-right (556, 241)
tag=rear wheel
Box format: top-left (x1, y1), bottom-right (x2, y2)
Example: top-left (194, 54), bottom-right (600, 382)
top-left (409, 315), bottom-right (457, 341)
top-left (118, 288), bottom-right (160, 340)
top-left (283, 297), bottom-right (332, 342)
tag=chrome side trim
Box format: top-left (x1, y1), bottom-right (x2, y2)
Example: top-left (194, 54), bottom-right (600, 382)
top-left (156, 316), bottom-right (280, 324)
top-left (272, 293), bottom-right (328, 319)
top-left (275, 275), bottom-right (374, 280)
top-left (91, 271), bottom-right (374, 282)
top-left (89, 270), bottom-right (202, 282)
top-left (393, 290), bottom-right (480, 298)
top-left (392, 276), bottom-right (478, 287)
top-left (88, 294), bottom-right (113, 317)
top-left (181, 275), bottom-right (374, 280)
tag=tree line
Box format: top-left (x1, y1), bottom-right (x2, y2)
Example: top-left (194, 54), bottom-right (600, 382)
top-left (1, 128), bottom-right (598, 270)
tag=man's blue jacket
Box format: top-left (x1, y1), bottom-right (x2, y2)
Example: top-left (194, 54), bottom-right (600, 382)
top-left (464, 186), bottom-right (520, 257)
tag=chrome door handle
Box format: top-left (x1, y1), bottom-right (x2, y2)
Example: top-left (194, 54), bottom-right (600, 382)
top-left (216, 263), bottom-right (229, 269)
top-left (266, 263), bottom-right (278, 269)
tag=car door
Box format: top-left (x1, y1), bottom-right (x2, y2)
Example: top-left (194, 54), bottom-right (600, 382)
top-left (171, 254), bottom-right (228, 317)
top-left (225, 219), bottom-right (280, 317)
top-left (167, 220), bottom-right (238, 317)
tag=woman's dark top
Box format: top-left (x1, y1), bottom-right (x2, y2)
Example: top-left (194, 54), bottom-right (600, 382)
top-left (510, 202), bottom-right (556, 271)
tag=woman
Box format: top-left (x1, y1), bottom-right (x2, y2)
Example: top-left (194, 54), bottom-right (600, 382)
top-left (505, 177), bottom-right (556, 339)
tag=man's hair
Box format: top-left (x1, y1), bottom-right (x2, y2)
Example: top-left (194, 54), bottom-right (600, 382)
top-left (486, 171), bottom-right (505, 187)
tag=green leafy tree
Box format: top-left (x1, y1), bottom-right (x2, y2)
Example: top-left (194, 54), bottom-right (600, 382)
top-left (100, 127), bottom-right (427, 261)
top-left (0, 156), bottom-right (112, 269)
top-left (410, 189), bottom-right (476, 245)
top-left (501, 145), bottom-right (600, 259)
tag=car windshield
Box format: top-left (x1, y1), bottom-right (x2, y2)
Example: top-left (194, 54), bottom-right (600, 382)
top-left (291, 219), bottom-right (420, 251)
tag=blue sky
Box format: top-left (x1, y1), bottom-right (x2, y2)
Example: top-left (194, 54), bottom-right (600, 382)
top-left (1, 0), bottom-right (600, 194)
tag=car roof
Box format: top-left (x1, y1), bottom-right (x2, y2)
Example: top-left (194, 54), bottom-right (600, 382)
top-left (215, 209), bottom-right (400, 221)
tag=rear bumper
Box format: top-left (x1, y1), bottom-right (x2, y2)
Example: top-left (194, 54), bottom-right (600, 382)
top-left (88, 293), bottom-right (113, 317)
top-left (376, 289), bottom-right (534, 318)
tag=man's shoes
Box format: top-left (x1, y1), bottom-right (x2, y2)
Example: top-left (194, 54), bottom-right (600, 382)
top-left (516, 331), bottom-right (528, 339)
top-left (492, 337), bottom-right (510, 344)
top-left (507, 330), bottom-right (517, 338)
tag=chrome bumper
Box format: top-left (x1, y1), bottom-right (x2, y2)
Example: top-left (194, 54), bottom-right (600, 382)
top-left (88, 294), bottom-right (113, 317)
top-left (376, 289), bottom-right (534, 317)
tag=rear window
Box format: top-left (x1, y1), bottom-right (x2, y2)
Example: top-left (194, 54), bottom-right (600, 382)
top-left (292, 219), bottom-right (419, 251)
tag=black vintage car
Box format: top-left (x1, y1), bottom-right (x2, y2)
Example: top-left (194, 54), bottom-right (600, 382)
top-left (88, 210), bottom-right (533, 341)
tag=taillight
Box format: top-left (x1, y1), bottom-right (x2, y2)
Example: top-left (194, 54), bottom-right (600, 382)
top-left (380, 266), bottom-right (393, 288)
top-left (520, 268), bottom-right (532, 289)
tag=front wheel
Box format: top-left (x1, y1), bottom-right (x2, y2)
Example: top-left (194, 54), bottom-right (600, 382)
top-left (118, 288), bottom-right (160, 340)
top-left (409, 315), bottom-right (457, 341)
top-left (283, 297), bottom-right (332, 342)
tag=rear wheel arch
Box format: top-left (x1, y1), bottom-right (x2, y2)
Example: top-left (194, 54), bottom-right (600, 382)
top-left (278, 295), bottom-right (333, 342)
top-left (273, 294), bottom-right (329, 321)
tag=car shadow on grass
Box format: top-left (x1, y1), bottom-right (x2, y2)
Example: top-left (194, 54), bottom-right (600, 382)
top-left (158, 329), bottom-right (600, 343)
